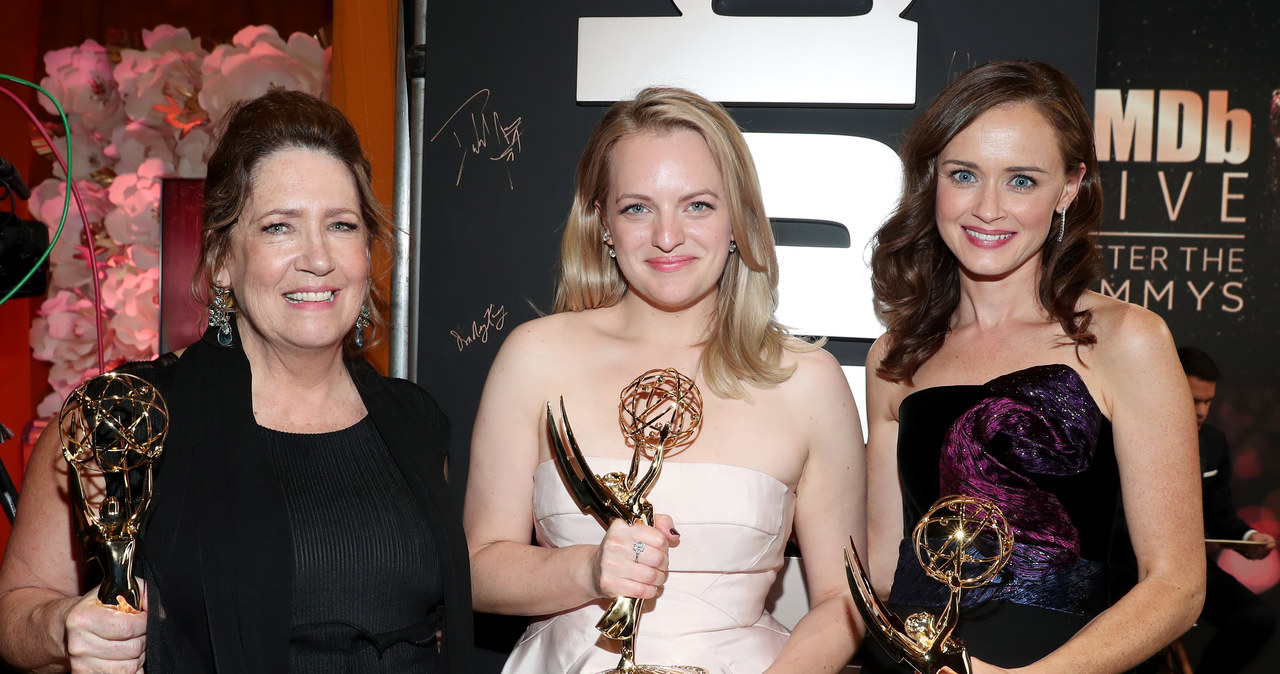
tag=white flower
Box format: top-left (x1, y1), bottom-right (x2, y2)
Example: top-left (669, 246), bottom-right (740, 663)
top-left (39, 40), bottom-right (126, 129)
top-left (199, 25), bottom-right (328, 123)
top-left (50, 122), bottom-right (113, 183)
top-left (31, 288), bottom-right (103, 416)
top-left (28, 177), bottom-right (110, 290)
top-left (114, 25), bottom-right (207, 127)
top-left (104, 158), bottom-right (169, 248)
top-left (107, 119), bottom-right (178, 174)
top-left (174, 127), bottom-right (212, 178)
top-left (100, 263), bottom-right (160, 356)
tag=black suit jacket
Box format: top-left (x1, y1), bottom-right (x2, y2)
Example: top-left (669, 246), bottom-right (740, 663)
top-left (1200, 424), bottom-right (1252, 541)
top-left (122, 324), bottom-right (473, 672)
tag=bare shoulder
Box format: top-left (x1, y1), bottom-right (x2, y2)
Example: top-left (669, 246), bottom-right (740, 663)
top-left (1080, 291), bottom-right (1176, 366)
top-left (1077, 292), bottom-right (1182, 418)
top-left (864, 334), bottom-right (909, 420)
top-left (780, 338), bottom-right (848, 393)
top-left (490, 311), bottom-right (595, 370)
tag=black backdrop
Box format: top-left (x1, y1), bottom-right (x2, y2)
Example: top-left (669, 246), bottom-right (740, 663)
top-left (415, 0), bottom-right (1098, 495)
top-left (414, 1), bottom-right (1099, 665)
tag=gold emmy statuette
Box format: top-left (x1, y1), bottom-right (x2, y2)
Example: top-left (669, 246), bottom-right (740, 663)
top-left (844, 495), bottom-right (1014, 674)
top-left (59, 372), bottom-right (168, 613)
top-left (547, 367), bottom-right (707, 674)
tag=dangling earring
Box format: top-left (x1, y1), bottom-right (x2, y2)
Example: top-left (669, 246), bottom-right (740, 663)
top-left (728, 241), bottom-right (737, 254)
top-left (209, 283), bottom-right (233, 347)
top-left (354, 305), bottom-right (372, 348)
top-left (1058, 204), bottom-right (1067, 242)
top-left (603, 231), bottom-right (616, 259)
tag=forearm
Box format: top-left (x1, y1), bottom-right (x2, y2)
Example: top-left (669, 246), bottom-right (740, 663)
top-left (1020, 570), bottom-right (1203, 673)
top-left (765, 594), bottom-right (859, 674)
top-left (470, 540), bottom-right (601, 615)
top-left (0, 587), bottom-right (77, 672)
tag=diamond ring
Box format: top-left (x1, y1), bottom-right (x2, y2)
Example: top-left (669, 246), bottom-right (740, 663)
top-left (633, 540), bottom-right (646, 561)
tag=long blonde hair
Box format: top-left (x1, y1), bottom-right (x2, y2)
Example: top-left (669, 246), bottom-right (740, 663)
top-left (553, 87), bottom-right (813, 399)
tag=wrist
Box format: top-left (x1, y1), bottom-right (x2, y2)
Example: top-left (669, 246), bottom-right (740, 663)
top-left (45, 595), bottom-right (78, 659)
top-left (572, 543), bottom-right (605, 600)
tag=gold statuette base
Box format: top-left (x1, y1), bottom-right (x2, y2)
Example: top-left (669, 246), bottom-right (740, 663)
top-left (595, 666), bottom-right (708, 674)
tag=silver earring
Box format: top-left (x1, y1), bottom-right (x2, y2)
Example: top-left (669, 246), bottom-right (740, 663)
top-left (603, 231), bottom-right (616, 258)
top-left (1058, 205), bottom-right (1067, 242)
top-left (728, 241), bottom-right (737, 253)
top-left (209, 283), bottom-right (233, 347)
top-left (608, 247), bottom-right (616, 258)
top-left (354, 305), bottom-right (372, 348)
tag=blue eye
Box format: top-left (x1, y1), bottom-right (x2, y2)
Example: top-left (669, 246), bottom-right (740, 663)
top-left (688, 201), bottom-right (713, 213)
top-left (950, 170), bottom-right (976, 184)
top-left (619, 203), bottom-right (646, 215)
top-left (263, 223), bottom-right (288, 234)
top-left (1011, 175), bottom-right (1036, 189)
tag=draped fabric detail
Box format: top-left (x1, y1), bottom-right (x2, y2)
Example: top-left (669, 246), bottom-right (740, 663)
top-left (889, 364), bottom-right (1111, 617)
top-left (939, 364), bottom-right (1102, 578)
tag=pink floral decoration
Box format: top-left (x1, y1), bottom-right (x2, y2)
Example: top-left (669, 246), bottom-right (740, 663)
top-left (113, 25), bottom-right (207, 126)
top-left (29, 24), bottom-right (329, 418)
top-left (39, 40), bottom-right (126, 129)
top-left (199, 25), bottom-right (327, 123)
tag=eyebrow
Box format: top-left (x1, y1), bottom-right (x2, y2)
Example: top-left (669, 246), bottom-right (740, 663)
top-left (941, 159), bottom-right (1049, 174)
top-left (255, 207), bottom-right (361, 219)
top-left (613, 189), bottom-right (721, 203)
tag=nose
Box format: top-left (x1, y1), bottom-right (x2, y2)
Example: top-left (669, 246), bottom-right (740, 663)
top-left (297, 228), bottom-right (335, 275)
top-left (651, 211), bottom-right (685, 253)
top-left (973, 183), bottom-right (1004, 223)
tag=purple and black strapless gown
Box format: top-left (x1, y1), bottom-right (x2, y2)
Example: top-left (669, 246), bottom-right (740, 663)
top-left (862, 365), bottom-right (1130, 671)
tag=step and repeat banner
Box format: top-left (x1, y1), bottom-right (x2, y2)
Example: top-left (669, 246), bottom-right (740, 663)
top-left (1097, 2), bottom-right (1280, 665)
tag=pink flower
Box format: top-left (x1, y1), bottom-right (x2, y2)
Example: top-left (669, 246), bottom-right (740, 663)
top-left (100, 263), bottom-right (160, 355)
top-left (105, 158), bottom-right (168, 248)
top-left (114, 25), bottom-right (207, 127)
top-left (39, 40), bottom-right (126, 130)
top-left (29, 177), bottom-right (110, 290)
top-left (50, 122), bottom-right (113, 183)
top-left (107, 119), bottom-right (178, 174)
top-left (174, 127), bottom-right (212, 178)
top-left (31, 288), bottom-right (105, 415)
top-left (199, 25), bottom-right (328, 123)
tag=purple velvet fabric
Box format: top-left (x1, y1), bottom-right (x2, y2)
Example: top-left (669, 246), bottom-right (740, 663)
top-left (888, 364), bottom-right (1114, 616)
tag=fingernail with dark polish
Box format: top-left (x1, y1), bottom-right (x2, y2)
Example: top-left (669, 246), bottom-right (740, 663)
top-left (670, 528), bottom-right (680, 536)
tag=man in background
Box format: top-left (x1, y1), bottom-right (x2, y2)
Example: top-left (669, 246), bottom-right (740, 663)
top-left (1179, 346), bottom-right (1276, 673)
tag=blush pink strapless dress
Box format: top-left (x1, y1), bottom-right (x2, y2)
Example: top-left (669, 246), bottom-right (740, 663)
top-left (502, 457), bottom-right (797, 674)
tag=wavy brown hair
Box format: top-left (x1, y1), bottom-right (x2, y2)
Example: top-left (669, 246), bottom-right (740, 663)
top-left (192, 89), bottom-right (393, 356)
top-left (553, 87), bottom-right (814, 399)
top-left (870, 60), bottom-right (1103, 384)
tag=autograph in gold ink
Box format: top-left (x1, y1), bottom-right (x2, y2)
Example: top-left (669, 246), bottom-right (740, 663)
top-left (451, 303), bottom-right (509, 352)
top-left (430, 89), bottom-right (524, 189)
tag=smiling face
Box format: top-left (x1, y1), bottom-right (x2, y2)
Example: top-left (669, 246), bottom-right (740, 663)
top-left (216, 147), bottom-right (370, 355)
top-left (934, 102), bottom-right (1084, 283)
top-left (601, 129), bottom-right (734, 313)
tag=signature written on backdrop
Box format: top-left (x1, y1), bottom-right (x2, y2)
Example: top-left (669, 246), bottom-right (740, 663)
top-left (430, 88), bottom-right (524, 189)
top-left (451, 303), bottom-right (509, 352)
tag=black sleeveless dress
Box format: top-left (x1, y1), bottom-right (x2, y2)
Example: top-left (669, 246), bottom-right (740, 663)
top-left (862, 365), bottom-right (1131, 671)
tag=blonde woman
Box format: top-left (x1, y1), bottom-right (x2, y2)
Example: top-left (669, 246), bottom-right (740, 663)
top-left (465, 87), bottom-right (864, 673)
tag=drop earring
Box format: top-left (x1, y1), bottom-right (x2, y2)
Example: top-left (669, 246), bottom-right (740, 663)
top-left (728, 241), bottom-right (737, 254)
top-left (209, 283), bottom-right (233, 347)
top-left (354, 305), bottom-right (372, 348)
top-left (1058, 205), bottom-right (1067, 242)
top-left (603, 231), bottom-right (616, 258)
